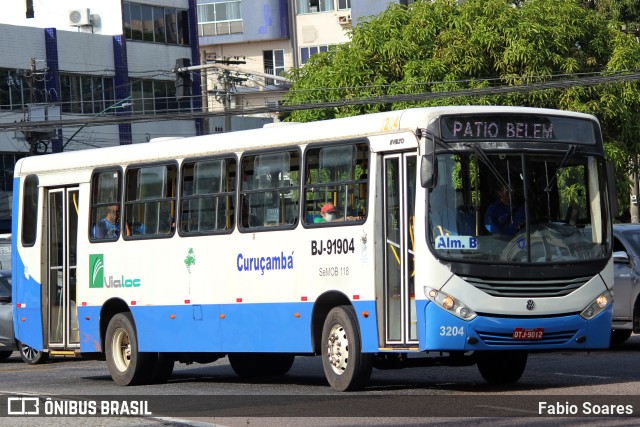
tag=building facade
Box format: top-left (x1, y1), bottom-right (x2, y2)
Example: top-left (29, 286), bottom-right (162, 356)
top-left (0, 0), bottom-right (204, 231)
top-left (195, 0), bottom-right (418, 127)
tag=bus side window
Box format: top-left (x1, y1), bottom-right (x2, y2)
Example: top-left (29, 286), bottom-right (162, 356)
top-left (303, 142), bottom-right (368, 225)
top-left (240, 150), bottom-right (300, 230)
top-left (180, 157), bottom-right (236, 235)
top-left (124, 164), bottom-right (176, 238)
top-left (89, 169), bottom-right (122, 242)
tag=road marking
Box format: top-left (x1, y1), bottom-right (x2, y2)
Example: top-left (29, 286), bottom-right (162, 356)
top-left (555, 372), bottom-right (611, 379)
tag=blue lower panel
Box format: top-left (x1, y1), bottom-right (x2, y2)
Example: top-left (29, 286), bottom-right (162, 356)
top-left (418, 300), bottom-right (612, 351)
top-left (219, 302), bottom-right (313, 353)
top-left (78, 305), bottom-right (102, 353)
top-left (80, 302), bottom-right (319, 353)
top-left (353, 300), bottom-right (378, 353)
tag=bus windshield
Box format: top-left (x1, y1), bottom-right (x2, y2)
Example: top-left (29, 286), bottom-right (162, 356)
top-left (428, 151), bottom-right (611, 263)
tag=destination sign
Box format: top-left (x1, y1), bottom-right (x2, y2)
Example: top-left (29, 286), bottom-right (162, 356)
top-left (440, 114), bottom-right (596, 144)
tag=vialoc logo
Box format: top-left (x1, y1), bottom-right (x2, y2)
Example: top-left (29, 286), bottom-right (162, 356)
top-left (89, 254), bottom-right (104, 288)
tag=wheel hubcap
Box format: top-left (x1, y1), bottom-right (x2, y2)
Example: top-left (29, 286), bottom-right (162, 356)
top-left (327, 323), bottom-right (349, 375)
top-left (22, 345), bottom-right (37, 361)
top-left (112, 327), bottom-right (131, 373)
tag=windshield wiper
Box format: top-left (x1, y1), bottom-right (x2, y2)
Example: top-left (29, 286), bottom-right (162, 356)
top-left (466, 143), bottom-right (511, 191)
top-left (543, 144), bottom-right (577, 193)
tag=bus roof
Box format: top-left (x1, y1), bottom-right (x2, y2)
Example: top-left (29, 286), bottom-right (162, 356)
top-left (15, 106), bottom-right (598, 176)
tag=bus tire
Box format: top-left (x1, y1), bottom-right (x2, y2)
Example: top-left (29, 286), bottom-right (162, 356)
top-left (228, 353), bottom-right (260, 377)
top-left (105, 313), bottom-right (155, 386)
top-left (263, 354), bottom-right (295, 376)
top-left (149, 353), bottom-right (175, 384)
top-left (228, 353), bottom-right (295, 377)
top-left (321, 305), bottom-right (372, 391)
top-left (476, 350), bottom-right (528, 384)
top-left (18, 341), bottom-right (49, 365)
top-left (610, 329), bottom-right (632, 346)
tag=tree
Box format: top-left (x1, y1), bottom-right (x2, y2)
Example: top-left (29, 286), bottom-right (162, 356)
top-left (281, 0), bottom-right (640, 218)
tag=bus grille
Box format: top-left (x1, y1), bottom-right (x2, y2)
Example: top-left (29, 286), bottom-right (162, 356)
top-left (464, 276), bottom-right (591, 298)
top-left (476, 329), bottom-right (578, 346)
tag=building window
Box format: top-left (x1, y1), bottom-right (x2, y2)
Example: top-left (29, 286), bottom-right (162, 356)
top-left (338, 0), bottom-right (350, 10)
top-left (0, 69), bottom-right (30, 111)
top-left (197, 1), bottom-right (243, 36)
top-left (124, 2), bottom-right (190, 45)
top-left (301, 45), bottom-right (329, 64)
top-left (297, 0), bottom-right (335, 13)
top-left (263, 50), bottom-right (285, 86)
top-left (0, 154), bottom-right (25, 192)
top-left (130, 79), bottom-right (189, 114)
top-left (60, 74), bottom-right (115, 115)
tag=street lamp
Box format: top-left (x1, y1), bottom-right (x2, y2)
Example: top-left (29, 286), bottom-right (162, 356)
top-left (63, 96), bottom-right (132, 149)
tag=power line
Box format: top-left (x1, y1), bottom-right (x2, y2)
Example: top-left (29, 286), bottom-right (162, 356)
top-left (3, 70), bottom-right (640, 132)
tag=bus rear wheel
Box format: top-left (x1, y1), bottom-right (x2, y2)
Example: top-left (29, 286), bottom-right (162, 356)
top-left (105, 312), bottom-right (155, 386)
top-left (321, 306), bottom-right (372, 391)
top-left (18, 342), bottom-right (48, 365)
top-left (148, 353), bottom-right (175, 384)
top-left (476, 350), bottom-right (528, 384)
top-left (229, 353), bottom-right (295, 377)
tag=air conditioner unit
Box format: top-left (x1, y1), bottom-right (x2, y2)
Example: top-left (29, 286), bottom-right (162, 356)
top-left (338, 14), bottom-right (352, 25)
top-left (69, 9), bottom-right (91, 26)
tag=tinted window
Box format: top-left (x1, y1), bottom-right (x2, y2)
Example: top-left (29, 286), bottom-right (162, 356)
top-left (22, 175), bottom-right (38, 246)
top-left (621, 230), bottom-right (640, 256)
top-left (0, 276), bottom-right (10, 299)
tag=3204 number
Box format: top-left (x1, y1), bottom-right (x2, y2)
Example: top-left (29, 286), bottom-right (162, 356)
top-left (439, 326), bottom-right (464, 336)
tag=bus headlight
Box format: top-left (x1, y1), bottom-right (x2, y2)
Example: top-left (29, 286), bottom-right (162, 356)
top-left (424, 287), bottom-right (477, 321)
top-left (580, 291), bottom-right (612, 320)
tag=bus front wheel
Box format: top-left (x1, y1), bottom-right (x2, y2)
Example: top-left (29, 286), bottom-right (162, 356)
top-left (476, 350), bottom-right (528, 384)
top-left (105, 313), bottom-right (155, 386)
top-left (321, 306), bottom-right (372, 391)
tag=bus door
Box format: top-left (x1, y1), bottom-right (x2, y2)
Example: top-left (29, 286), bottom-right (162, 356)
top-left (383, 153), bottom-right (417, 346)
top-left (45, 187), bottom-right (80, 351)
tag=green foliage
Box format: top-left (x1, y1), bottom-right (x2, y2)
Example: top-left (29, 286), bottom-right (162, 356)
top-left (281, 0), bottom-right (640, 214)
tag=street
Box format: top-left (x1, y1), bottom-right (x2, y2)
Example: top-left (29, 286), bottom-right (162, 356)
top-left (0, 335), bottom-right (640, 426)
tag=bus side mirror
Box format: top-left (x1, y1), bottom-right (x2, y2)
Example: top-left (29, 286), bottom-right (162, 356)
top-left (420, 136), bottom-right (437, 188)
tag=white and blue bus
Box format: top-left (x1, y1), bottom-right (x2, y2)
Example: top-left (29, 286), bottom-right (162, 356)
top-left (12, 106), bottom-right (614, 391)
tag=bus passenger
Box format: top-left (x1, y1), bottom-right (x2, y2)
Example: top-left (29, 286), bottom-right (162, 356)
top-left (241, 197), bottom-right (260, 228)
top-left (314, 203), bottom-right (338, 223)
top-left (94, 205), bottom-right (120, 239)
top-left (484, 186), bottom-right (524, 235)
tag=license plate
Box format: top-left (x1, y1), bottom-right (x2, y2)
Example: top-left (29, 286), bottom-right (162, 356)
top-left (512, 327), bottom-right (544, 340)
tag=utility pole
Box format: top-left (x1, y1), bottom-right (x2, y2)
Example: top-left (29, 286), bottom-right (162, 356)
top-left (211, 57), bottom-right (247, 132)
top-left (24, 58), bottom-right (51, 155)
top-left (174, 57), bottom-right (289, 133)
